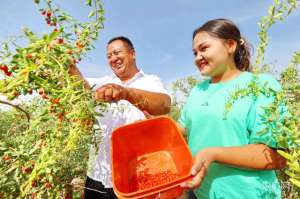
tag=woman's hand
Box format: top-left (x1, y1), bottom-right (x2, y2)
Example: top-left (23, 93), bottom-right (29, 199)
top-left (180, 147), bottom-right (217, 189)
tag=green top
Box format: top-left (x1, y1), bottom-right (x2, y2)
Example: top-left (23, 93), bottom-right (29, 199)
top-left (179, 72), bottom-right (284, 199)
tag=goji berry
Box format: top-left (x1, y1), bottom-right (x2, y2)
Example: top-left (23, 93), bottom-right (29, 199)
top-left (26, 54), bottom-right (33, 59)
top-left (13, 90), bottom-right (19, 97)
top-left (46, 11), bottom-right (52, 17)
top-left (27, 88), bottom-right (33, 95)
top-left (31, 180), bottom-right (37, 187)
top-left (44, 182), bottom-right (52, 189)
top-left (22, 166), bottom-right (32, 174)
top-left (53, 98), bottom-right (60, 104)
top-left (38, 89), bottom-right (44, 95)
top-left (42, 94), bottom-right (49, 100)
top-left (57, 38), bottom-right (64, 44)
top-left (2, 155), bottom-right (10, 161)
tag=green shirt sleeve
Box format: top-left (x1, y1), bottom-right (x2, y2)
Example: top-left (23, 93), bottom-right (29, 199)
top-left (247, 74), bottom-right (288, 149)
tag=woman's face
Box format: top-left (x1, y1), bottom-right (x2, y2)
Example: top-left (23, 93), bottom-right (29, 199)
top-left (192, 31), bottom-right (235, 77)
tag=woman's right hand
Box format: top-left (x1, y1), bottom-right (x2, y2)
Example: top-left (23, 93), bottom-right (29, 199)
top-left (180, 147), bottom-right (217, 189)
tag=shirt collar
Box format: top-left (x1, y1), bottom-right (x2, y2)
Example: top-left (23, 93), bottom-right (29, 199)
top-left (112, 69), bottom-right (144, 86)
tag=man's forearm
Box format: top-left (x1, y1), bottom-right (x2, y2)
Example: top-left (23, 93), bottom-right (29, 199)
top-left (68, 65), bottom-right (91, 90)
top-left (126, 88), bottom-right (171, 115)
top-left (208, 144), bottom-right (287, 170)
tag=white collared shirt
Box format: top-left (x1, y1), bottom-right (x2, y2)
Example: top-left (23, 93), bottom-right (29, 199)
top-left (87, 70), bottom-right (168, 187)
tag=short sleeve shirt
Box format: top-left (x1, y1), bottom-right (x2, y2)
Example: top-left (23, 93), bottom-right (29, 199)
top-left (87, 70), bottom-right (169, 187)
top-left (179, 72), bottom-right (285, 199)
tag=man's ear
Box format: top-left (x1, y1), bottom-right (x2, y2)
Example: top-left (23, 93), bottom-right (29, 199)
top-left (130, 49), bottom-right (136, 59)
top-left (226, 39), bottom-right (237, 55)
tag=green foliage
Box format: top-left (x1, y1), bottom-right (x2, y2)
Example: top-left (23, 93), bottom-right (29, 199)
top-left (169, 76), bottom-right (199, 121)
top-left (0, 0), bottom-right (106, 198)
top-left (255, 0), bottom-right (298, 72)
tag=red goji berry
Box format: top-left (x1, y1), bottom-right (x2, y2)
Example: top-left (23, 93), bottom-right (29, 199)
top-left (53, 98), bottom-right (60, 104)
top-left (42, 94), bottom-right (49, 100)
top-left (2, 155), bottom-right (10, 161)
top-left (26, 54), bottom-right (33, 59)
top-left (46, 11), bottom-right (52, 17)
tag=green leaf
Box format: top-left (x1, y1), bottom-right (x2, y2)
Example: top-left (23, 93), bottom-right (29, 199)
top-left (290, 178), bottom-right (300, 188)
top-left (88, 10), bottom-right (95, 18)
top-left (48, 31), bottom-right (59, 42)
top-left (277, 150), bottom-right (293, 161)
top-left (86, 0), bottom-right (92, 6)
top-left (23, 28), bottom-right (38, 43)
top-left (34, 0), bottom-right (40, 4)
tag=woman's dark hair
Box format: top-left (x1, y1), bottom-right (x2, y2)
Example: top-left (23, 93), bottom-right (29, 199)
top-left (193, 19), bottom-right (252, 71)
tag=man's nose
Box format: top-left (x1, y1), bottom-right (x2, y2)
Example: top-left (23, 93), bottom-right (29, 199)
top-left (109, 55), bottom-right (118, 63)
top-left (195, 52), bottom-right (203, 62)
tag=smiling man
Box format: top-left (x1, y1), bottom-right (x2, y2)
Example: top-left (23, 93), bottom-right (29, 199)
top-left (69, 36), bottom-right (171, 198)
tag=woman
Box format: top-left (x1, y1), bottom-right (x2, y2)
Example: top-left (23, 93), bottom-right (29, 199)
top-left (178, 19), bottom-right (287, 198)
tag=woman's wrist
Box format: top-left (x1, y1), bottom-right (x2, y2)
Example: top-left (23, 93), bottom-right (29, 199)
top-left (203, 147), bottom-right (221, 163)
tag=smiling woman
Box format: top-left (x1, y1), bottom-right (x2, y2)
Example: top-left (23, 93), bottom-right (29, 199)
top-left (177, 19), bottom-right (289, 199)
top-left (192, 19), bottom-right (251, 82)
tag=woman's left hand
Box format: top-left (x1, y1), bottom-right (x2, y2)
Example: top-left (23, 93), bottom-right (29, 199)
top-left (180, 147), bottom-right (218, 189)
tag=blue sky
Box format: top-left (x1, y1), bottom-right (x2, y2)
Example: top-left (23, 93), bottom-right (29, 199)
top-left (0, 0), bottom-right (299, 86)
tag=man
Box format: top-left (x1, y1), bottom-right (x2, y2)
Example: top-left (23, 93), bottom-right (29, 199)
top-left (69, 36), bottom-right (171, 198)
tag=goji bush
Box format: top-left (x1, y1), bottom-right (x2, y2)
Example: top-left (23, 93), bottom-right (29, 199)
top-left (0, 0), bottom-right (106, 198)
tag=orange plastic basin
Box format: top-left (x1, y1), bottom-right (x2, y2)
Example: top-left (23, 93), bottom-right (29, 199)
top-left (111, 117), bottom-right (193, 199)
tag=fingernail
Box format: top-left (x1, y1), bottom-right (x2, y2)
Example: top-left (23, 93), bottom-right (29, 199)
top-left (191, 168), bottom-right (196, 176)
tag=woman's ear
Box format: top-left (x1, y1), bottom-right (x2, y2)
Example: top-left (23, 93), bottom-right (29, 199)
top-left (225, 39), bottom-right (237, 55)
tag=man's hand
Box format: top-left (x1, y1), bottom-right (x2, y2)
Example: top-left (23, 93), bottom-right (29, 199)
top-left (67, 65), bottom-right (91, 89)
top-left (68, 64), bottom-right (81, 76)
top-left (94, 83), bottom-right (128, 102)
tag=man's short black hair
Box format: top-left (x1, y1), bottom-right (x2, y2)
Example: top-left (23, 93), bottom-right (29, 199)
top-left (107, 36), bottom-right (135, 50)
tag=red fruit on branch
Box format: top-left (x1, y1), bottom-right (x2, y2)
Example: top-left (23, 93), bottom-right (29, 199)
top-left (44, 182), bottom-right (52, 189)
top-left (41, 10), bottom-right (46, 15)
top-left (57, 38), bottom-right (64, 44)
top-left (76, 41), bottom-right (84, 49)
top-left (13, 90), bottom-right (20, 97)
top-left (38, 88), bottom-right (44, 95)
top-left (46, 11), bottom-right (52, 17)
top-left (0, 65), bottom-right (8, 72)
top-left (65, 49), bottom-right (73, 55)
top-left (42, 94), bottom-right (49, 100)
top-left (26, 54), bottom-right (33, 59)
top-left (31, 180), bottom-right (37, 188)
top-left (27, 88), bottom-right (33, 95)
top-left (2, 155), bottom-right (11, 161)
top-left (57, 113), bottom-right (64, 122)
top-left (22, 166), bottom-right (33, 174)
top-left (53, 98), bottom-right (60, 104)
top-left (5, 71), bottom-right (12, 76)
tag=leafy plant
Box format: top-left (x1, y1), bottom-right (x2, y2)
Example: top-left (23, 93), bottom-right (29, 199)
top-left (0, 0), bottom-right (106, 198)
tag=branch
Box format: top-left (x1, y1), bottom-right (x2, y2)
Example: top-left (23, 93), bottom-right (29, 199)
top-left (0, 100), bottom-right (30, 123)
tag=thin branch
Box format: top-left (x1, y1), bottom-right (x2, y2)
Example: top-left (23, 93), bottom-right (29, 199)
top-left (0, 100), bottom-right (30, 123)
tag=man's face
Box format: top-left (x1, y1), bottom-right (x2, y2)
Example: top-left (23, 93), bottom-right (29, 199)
top-left (106, 40), bottom-right (136, 79)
